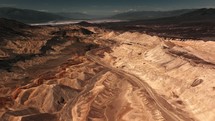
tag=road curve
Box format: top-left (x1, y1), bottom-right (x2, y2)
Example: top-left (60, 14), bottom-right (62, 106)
top-left (86, 47), bottom-right (194, 121)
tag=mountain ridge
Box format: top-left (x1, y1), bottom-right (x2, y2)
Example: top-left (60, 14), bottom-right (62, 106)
top-left (110, 9), bottom-right (195, 20)
top-left (55, 12), bottom-right (96, 20)
top-left (0, 7), bottom-right (68, 23)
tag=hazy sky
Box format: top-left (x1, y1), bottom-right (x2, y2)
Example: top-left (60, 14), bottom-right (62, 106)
top-left (0, 0), bottom-right (215, 15)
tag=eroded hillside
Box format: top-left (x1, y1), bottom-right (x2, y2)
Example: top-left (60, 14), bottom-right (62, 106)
top-left (0, 19), bottom-right (215, 121)
top-left (99, 32), bottom-right (215, 121)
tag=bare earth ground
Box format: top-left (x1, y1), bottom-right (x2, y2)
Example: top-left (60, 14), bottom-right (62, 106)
top-left (0, 20), bottom-right (215, 121)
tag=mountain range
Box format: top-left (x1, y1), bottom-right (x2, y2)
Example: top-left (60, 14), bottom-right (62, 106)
top-left (55, 12), bottom-right (96, 20)
top-left (110, 9), bottom-right (195, 20)
top-left (1, 7), bottom-right (215, 24)
top-left (0, 7), bottom-right (94, 23)
top-left (136, 8), bottom-right (215, 24)
top-left (0, 7), bottom-right (68, 23)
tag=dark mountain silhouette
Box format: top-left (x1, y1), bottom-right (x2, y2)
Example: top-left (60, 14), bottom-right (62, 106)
top-left (110, 9), bottom-right (195, 20)
top-left (136, 8), bottom-right (215, 24)
top-left (55, 12), bottom-right (96, 19)
top-left (0, 7), bottom-right (67, 23)
top-left (178, 8), bottom-right (215, 21)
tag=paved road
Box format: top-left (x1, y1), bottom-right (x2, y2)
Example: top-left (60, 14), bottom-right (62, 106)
top-left (86, 48), bottom-right (195, 121)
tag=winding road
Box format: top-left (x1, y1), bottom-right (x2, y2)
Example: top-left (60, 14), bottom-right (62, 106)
top-left (86, 47), bottom-right (195, 121)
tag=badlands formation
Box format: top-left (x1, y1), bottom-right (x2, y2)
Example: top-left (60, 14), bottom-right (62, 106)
top-left (0, 20), bottom-right (215, 121)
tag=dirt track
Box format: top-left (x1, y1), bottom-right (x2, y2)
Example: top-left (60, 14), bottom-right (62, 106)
top-left (86, 47), bottom-right (196, 121)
